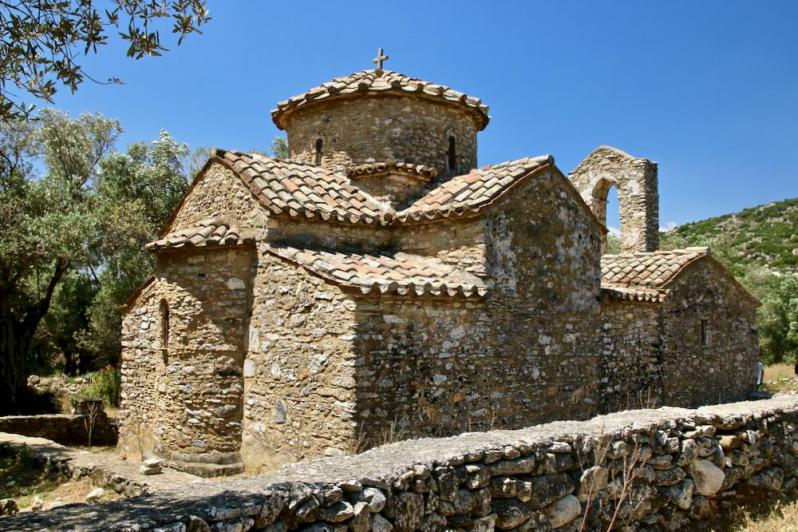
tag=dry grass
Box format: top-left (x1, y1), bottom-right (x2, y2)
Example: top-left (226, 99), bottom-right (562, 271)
top-left (739, 495), bottom-right (798, 531)
top-left (0, 445), bottom-right (119, 512)
top-left (763, 363), bottom-right (798, 393)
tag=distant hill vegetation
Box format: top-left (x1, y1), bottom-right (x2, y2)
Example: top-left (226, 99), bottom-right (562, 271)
top-left (660, 197), bottom-right (798, 277)
top-left (659, 197), bottom-right (798, 364)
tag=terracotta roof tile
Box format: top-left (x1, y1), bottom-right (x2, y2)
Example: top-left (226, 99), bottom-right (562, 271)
top-left (271, 70), bottom-right (490, 130)
top-left (396, 156), bottom-right (554, 222)
top-left (147, 218), bottom-right (250, 251)
top-left (266, 245), bottom-right (487, 298)
top-left (601, 248), bottom-right (709, 290)
top-left (345, 161), bottom-right (438, 183)
top-left (215, 149), bottom-right (393, 225)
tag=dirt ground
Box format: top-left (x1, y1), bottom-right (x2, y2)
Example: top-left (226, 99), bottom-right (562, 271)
top-left (0, 446), bottom-right (120, 512)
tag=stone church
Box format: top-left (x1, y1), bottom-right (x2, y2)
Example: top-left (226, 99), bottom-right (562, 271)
top-left (119, 54), bottom-right (760, 476)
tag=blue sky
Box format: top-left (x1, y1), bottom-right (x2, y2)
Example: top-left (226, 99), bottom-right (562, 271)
top-left (48, 0), bottom-right (797, 227)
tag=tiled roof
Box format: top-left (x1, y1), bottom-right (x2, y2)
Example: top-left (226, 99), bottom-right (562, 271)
top-left (345, 161), bottom-right (438, 183)
top-left (396, 156), bottom-right (554, 222)
top-left (203, 151), bottom-right (565, 228)
top-left (215, 149), bottom-right (392, 225)
top-left (601, 248), bottom-right (709, 290)
top-left (266, 245), bottom-right (487, 298)
top-left (271, 70), bottom-right (490, 131)
top-left (146, 218), bottom-right (250, 251)
top-left (601, 286), bottom-right (666, 303)
top-left (601, 247), bottom-right (759, 306)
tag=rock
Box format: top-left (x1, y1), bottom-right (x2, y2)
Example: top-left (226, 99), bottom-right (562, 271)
top-left (392, 492), bottom-right (424, 530)
top-left (362, 487), bottom-right (386, 512)
top-left (186, 515), bottom-right (211, 532)
top-left (30, 496), bottom-right (44, 511)
top-left (140, 461), bottom-right (163, 475)
top-left (349, 502), bottom-right (370, 532)
top-left (372, 514), bottom-right (394, 532)
top-left (317, 500), bottom-right (353, 523)
top-left (656, 466), bottom-right (686, 486)
top-left (0, 499), bottom-right (19, 516)
top-left (527, 474), bottom-right (574, 509)
top-left (578, 465), bottom-right (609, 501)
top-left (492, 498), bottom-right (532, 529)
top-left (718, 435), bottom-right (742, 450)
top-left (661, 479), bottom-right (694, 510)
top-left (689, 459), bottom-right (725, 497)
top-left (544, 495), bottom-right (581, 529)
top-left (748, 467), bottom-right (784, 491)
top-left (85, 487), bottom-right (105, 503)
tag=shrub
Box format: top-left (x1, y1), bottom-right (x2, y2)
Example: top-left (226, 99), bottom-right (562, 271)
top-left (80, 367), bottom-right (121, 407)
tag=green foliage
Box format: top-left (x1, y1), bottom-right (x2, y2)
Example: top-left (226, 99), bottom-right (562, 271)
top-left (661, 197), bottom-right (798, 275)
top-left (757, 274), bottom-right (798, 364)
top-left (605, 233), bottom-right (622, 254)
top-left (79, 367), bottom-right (121, 407)
top-left (661, 198), bottom-right (798, 364)
top-left (271, 136), bottom-right (289, 159)
top-left (0, 1), bottom-right (210, 121)
top-left (0, 110), bottom-right (188, 413)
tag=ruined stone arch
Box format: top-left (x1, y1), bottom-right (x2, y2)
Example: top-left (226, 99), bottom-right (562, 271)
top-left (569, 145), bottom-right (659, 254)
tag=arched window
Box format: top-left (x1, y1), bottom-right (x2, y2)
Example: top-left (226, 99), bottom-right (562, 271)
top-left (314, 138), bottom-right (323, 166)
top-left (700, 319), bottom-right (710, 346)
top-left (447, 136), bottom-right (456, 171)
top-left (159, 300), bottom-right (170, 359)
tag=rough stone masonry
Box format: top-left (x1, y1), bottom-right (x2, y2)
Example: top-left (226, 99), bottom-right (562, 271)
top-left (5, 393), bottom-right (798, 531)
top-left (117, 56), bottom-right (761, 476)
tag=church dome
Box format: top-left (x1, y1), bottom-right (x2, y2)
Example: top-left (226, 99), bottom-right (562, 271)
top-left (271, 69), bottom-right (490, 131)
top-left (270, 53), bottom-right (490, 179)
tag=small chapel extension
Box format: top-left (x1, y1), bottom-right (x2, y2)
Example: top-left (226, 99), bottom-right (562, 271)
top-left (119, 56), bottom-right (760, 476)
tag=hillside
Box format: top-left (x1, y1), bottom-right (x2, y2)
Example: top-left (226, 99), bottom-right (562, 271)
top-left (660, 197), bottom-right (798, 277)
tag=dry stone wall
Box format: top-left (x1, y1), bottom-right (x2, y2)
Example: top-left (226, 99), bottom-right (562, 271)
top-left (8, 394), bottom-right (798, 531)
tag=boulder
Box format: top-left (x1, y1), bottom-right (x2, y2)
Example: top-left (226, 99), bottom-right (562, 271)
top-left (85, 487), bottom-right (105, 503)
top-left (543, 495), bottom-right (581, 529)
top-left (689, 459), bottom-right (725, 497)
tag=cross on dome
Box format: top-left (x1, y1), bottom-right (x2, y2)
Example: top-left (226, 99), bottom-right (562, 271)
top-left (372, 48), bottom-right (389, 71)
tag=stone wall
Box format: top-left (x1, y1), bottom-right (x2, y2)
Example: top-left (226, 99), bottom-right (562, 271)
top-left (348, 169), bottom-right (604, 448)
top-left (119, 246), bottom-right (256, 476)
top-left (597, 299), bottom-right (662, 413)
top-left (168, 162), bottom-right (267, 234)
top-left (0, 412), bottom-right (116, 447)
top-left (241, 247), bottom-right (359, 469)
top-left (8, 394), bottom-right (798, 531)
top-left (284, 95), bottom-right (479, 178)
top-left (569, 146), bottom-right (659, 253)
top-left (661, 260), bottom-right (759, 407)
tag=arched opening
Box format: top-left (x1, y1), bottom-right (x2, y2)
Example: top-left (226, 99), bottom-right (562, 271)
top-left (314, 138), bottom-right (323, 166)
top-left (447, 136), bottom-right (456, 171)
top-left (159, 299), bottom-right (170, 362)
top-left (591, 177), bottom-right (621, 254)
top-left (605, 186), bottom-right (621, 254)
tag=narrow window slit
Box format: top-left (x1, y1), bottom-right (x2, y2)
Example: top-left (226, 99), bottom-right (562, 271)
top-left (160, 299), bottom-right (170, 362)
top-left (314, 138), bottom-right (323, 166)
top-left (447, 136), bottom-right (456, 171)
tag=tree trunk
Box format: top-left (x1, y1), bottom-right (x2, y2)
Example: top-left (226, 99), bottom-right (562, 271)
top-left (0, 318), bottom-right (34, 414)
top-left (0, 259), bottom-right (69, 414)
